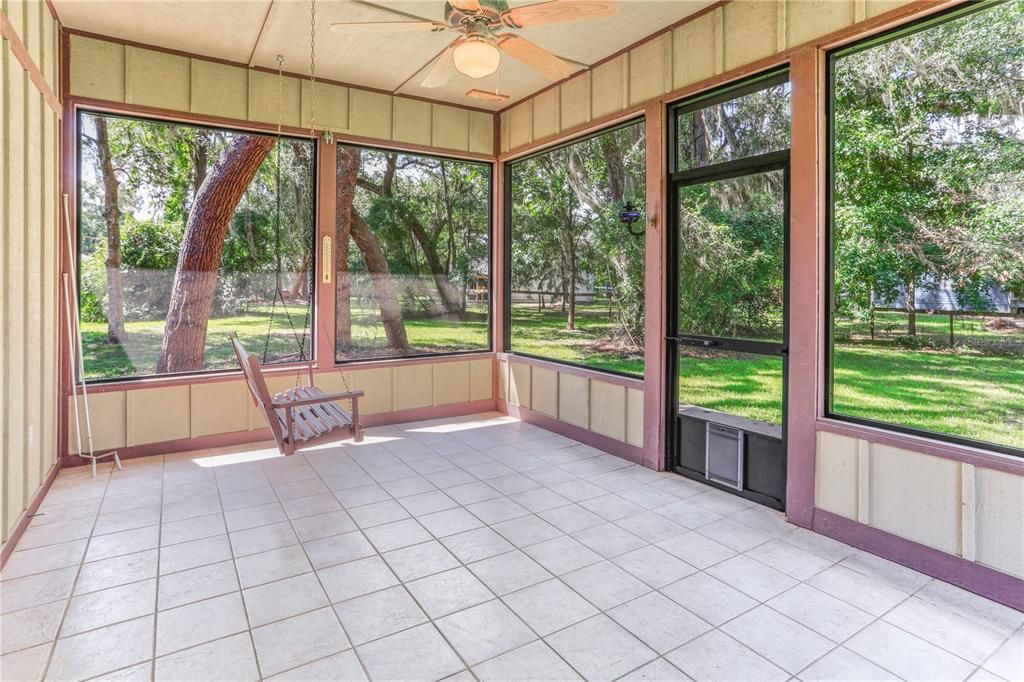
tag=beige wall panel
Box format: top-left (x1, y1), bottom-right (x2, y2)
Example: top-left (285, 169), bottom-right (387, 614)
top-left (125, 47), bottom-right (190, 112)
top-left (532, 88), bottom-right (560, 141)
top-left (127, 386), bottom-right (190, 446)
top-left (6, 0), bottom-right (25, 41)
top-left (591, 54), bottom-right (628, 119)
top-left (531, 367), bottom-right (558, 418)
top-left (302, 80), bottom-right (349, 132)
top-left (499, 359), bottom-right (510, 402)
top-left (787, 0), bottom-right (855, 47)
top-left (629, 32), bottom-right (672, 105)
top-left (190, 381), bottom-right (250, 438)
top-left (500, 110), bottom-right (511, 154)
top-left (433, 361), bottom-right (471, 406)
top-left (975, 468), bottom-right (1024, 579)
top-left (248, 70), bottom-right (301, 128)
top-left (190, 60), bottom-right (248, 121)
top-left (723, 1), bottom-right (779, 72)
top-left (468, 111), bottom-right (494, 155)
top-left (393, 97), bottom-right (432, 146)
top-left (814, 431), bottom-right (859, 520)
top-left (557, 373), bottom-right (589, 429)
top-left (508, 362), bottom-right (531, 408)
top-left (68, 392), bottom-right (127, 453)
top-left (673, 8), bottom-right (722, 89)
top-left (344, 367), bottom-right (394, 415)
top-left (432, 104), bottom-right (470, 151)
top-left (349, 89), bottom-right (393, 140)
top-left (41, 5), bottom-right (54, 91)
top-left (869, 445), bottom-right (961, 555)
top-left (25, 0), bottom-right (40, 73)
top-left (24, 86), bottom-right (42, 498)
top-left (626, 387), bottom-right (643, 448)
top-left (508, 100), bottom-right (533, 151)
top-left (866, 0), bottom-right (916, 18)
top-left (559, 72), bottom-right (591, 131)
top-left (394, 364), bottom-right (433, 411)
top-left (69, 35), bottom-right (125, 102)
top-left (589, 380), bottom-right (626, 442)
top-left (470, 358), bottom-right (492, 402)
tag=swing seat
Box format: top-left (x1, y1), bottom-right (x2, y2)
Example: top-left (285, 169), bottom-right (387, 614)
top-left (231, 335), bottom-right (364, 456)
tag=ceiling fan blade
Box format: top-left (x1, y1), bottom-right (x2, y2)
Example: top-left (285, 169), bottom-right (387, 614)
top-left (449, 0), bottom-right (482, 10)
top-left (502, 0), bottom-right (616, 29)
top-left (330, 21), bottom-right (446, 33)
top-left (499, 34), bottom-right (578, 81)
top-left (421, 39), bottom-right (463, 88)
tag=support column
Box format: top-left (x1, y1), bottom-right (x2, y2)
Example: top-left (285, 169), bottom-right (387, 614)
top-left (314, 137), bottom-right (337, 372)
top-left (642, 101), bottom-right (667, 471)
top-left (787, 46), bottom-right (827, 528)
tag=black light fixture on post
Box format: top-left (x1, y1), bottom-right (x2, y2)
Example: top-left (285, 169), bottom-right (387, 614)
top-left (619, 201), bottom-right (644, 237)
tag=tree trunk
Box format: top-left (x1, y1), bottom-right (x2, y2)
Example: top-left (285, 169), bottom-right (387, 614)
top-left (351, 213), bottom-right (409, 351)
top-left (335, 147), bottom-right (357, 346)
top-left (186, 131), bottom-right (209, 215)
top-left (94, 117), bottom-right (125, 342)
top-left (156, 134), bottom-right (274, 373)
top-left (906, 278), bottom-right (917, 337)
top-left (567, 238), bottom-right (577, 331)
top-left (406, 216), bottom-right (463, 314)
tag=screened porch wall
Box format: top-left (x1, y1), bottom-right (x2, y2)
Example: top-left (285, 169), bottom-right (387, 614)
top-left (1, 0), bottom-right (62, 552)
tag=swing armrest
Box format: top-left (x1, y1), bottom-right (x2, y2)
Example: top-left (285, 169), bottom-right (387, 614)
top-left (273, 390), bottom-right (364, 409)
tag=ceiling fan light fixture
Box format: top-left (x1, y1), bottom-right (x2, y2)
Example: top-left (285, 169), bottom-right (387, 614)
top-left (453, 37), bottom-right (501, 79)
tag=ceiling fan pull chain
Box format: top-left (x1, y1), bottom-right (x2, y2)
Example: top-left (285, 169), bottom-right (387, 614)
top-left (276, 53), bottom-right (284, 137)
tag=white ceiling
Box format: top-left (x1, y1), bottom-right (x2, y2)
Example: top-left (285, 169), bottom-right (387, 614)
top-left (53, 0), bottom-right (716, 110)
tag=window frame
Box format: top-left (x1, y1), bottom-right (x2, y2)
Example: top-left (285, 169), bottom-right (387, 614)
top-left (75, 107), bottom-right (320, 385)
top-left (332, 142), bottom-right (495, 366)
top-left (502, 117), bottom-right (647, 381)
top-left (824, 0), bottom-right (1024, 458)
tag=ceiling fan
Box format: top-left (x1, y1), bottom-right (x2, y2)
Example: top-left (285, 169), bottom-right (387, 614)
top-left (330, 0), bottom-right (616, 92)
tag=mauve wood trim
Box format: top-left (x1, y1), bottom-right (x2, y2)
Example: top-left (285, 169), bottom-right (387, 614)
top-left (315, 138), bottom-right (337, 371)
top-left (58, 32), bottom-right (76, 463)
top-left (642, 101), bottom-right (667, 471)
top-left (499, 0), bottom-right (966, 157)
top-left (816, 420), bottom-right (1024, 476)
top-left (496, 353), bottom-right (643, 390)
top-left (0, 462), bottom-right (62, 569)
top-left (61, 399), bottom-right (498, 467)
top-left (814, 509), bottom-right (1024, 611)
top-left (1, 9), bottom-right (62, 115)
top-left (785, 46), bottom-right (824, 529)
top-left (499, 106), bottom-right (646, 162)
top-left (499, 400), bottom-right (645, 466)
top-left (492, 161), bottom-right (507, 353)
top-left (62, 27), bottom-right (497, 115)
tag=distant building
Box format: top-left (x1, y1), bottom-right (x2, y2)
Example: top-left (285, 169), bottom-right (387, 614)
top-left (873, 278), bottom-right (1020, 314)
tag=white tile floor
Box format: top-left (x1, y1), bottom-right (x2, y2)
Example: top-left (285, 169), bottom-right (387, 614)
top-left (1, 412), bottom-right (1021, 682)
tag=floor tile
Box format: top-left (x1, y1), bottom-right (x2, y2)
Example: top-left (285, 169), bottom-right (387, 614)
top-left (383, 540), bottom-right (461, 582)
top-left (303, 530), bottom-right (376, 569)
top-left (229, 522), bottom-right (298, 558)
top-left (840, 550), bottom-right (932, 594)
top-left (406, 567), bottom-right (494, 619)
top-left (318, 555), bottom-right (399, 604)
top-left (695, 518), bottom-right (772, 552)
top-left (159, 535), bottom-right (232, 575)
top-left (154, 632), bottom-right (259, 682)
top-left (47, 615), bottom-right (154, 682)
top-left (656, 532), bottom-right (736, 569)
top-left (156, 592), bottom-right (248, 656)
top-left (572, 522), bottom-right (646, 558)
top-left (798, 646), bottom-right (899, 682)
top-left (538, 504), bottom-right (606, 534)
top-left (765, 583), bottom-right (874, 642)
top-left (721, 605), bottom-right (835, 674)
top-left (883, 596), bottom-right (1007, 665)
top-left (62, 578), bottom-right (157, 637)
top-left (466, 497), bottom-right (531, 525)
top-left (608, 592), bottom-right (712, 654)
top-left (502, 578), bottom-right (598, 637)
top-left (224, 502), bottom-right (289, 533)
top-left (617, 658), bottom-right (691, 681)
top-left (916, 580), bottom-right (1024, 635)
top-left (235, 545), bottom-right (312, 589)
top-left (546, 614), bottom-right (657, 682)
top-left (444, 481), bottom-right (502, 505)
top-left (85, 526), bottom-right (160, 562)
top-left (472, 640), bottom-right (582, 681)
top-left (1, 539), bottom-right (87, 580)
top-left (846, 621), bottom-right (975, 682)
top-left (357, 623), bottom-right (463, 682)
top-left (291, 510), bottom-right (358, 543)
top-left (660, 572), bottom-right (757, 626)
top-left (158, 560), bottom-right (239, 611)
top-left (363, 518), bottom-right (434, 553)
top-left (657, 499), bottom-right (723, 529)
top-left (665, 629), bottom-right (788, 682)
top-left (1, 601), bottom-right (65, 655)
top-left (469, 550), bottom-right (551, 596)
top-left (808, 565), bottom-right (910, 616)
top-left (745, 538), bottom-right (834, 581)
top-left (334, 484), bottom-right (391, 508)
top-left (0, 643), bottom-right (51, 681)
top-left (509, 487), bottom-right (572, 513)
top-left (441, 527), bottom-right (516, 564)
top-left (0, 567), bottom-right (77, 614)
top-left (282, 493), bottom-right (343, 520)
top-left (705, 555), bottom-right (798, 601)
top-left (334, 584), bottom-right (427, 646)
top-left (562, 561), bottom-right (651, 610)
top-left (981, 629), bottom-right (1023, 681)
top-left (161, 513), bottom-right (226, 547)
top-left (267, 650), bottom-right (367, 681)
top-left (399, 490), bottom-right (460, 517)
top-left (487, 473), bottom-right (542, 496)
top-left (380, 475), bottom-right (437, 499)
top-left (252, 607), bottom-right (351, 677)
top-left (17, 518), bottom-right (94, 551)
top-left (550, 479), bottom-right (608, 503)
top-left (490, 515), bottom-right (563, 548)
top-left (244, 572), bottom-right (329, 627)
top-left (348, 500), bottom-right (410, 528)
top-left (523, 535), bottom-right (603, 576)
top-left (221, 486), bottom-right (278, 512)
top-left (615, 511), bottom-right (688, 544)
top-left (580, 494), bottom-right (645, 522)
top-left (436, 599), bottom-right (536, 666)
top-left (613, 545), bottom-right (697, 588)
top-left (418, 508), bottom-right (486, 538)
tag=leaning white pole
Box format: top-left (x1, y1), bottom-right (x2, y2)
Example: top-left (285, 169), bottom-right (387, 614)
top-left (62, 194), bottom-right (121, 476)
top-left (62, 274), bottom-right (85, 462)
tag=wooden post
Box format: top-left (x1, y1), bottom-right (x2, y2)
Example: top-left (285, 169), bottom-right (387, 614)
top-left (642, 101), bottom-right (667, 471)
top-left (315, 136), bottom-right (337, 371)
top-left (949, 312), bottom-right (955, 346)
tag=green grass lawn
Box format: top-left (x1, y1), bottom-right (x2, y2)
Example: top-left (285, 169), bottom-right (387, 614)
top-left (82, 301), bottom-right (1022, 450)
